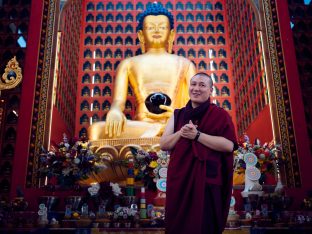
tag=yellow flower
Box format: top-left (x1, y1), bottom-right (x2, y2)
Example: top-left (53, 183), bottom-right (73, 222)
top-left (79, 141), bottom-right (88, 149)
top-left (149, 161), bottom-right (158, 168)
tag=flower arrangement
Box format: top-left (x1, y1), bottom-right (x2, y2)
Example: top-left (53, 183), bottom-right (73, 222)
top-left (38, 134), bottom-right (105, 188)
top-left (114, 147), bottom-right (169, 190)
top-left (233, 135), bottom-right (283, 184)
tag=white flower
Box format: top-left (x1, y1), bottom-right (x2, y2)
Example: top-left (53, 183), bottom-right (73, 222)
top-left (136, 152), bottom-right (146, 159)
top-left (158, 151), bottom-right (168, 159)
top-left (129, 209), bottom-right (137, 216)
top-left (62, 167), bottom-right (71, 176)
top-left (110, 182), bottom-right (122, 196)
top-left (74, 158), bottom-right (80, 164)
top-left (238, 153), bottom-right (244, 159)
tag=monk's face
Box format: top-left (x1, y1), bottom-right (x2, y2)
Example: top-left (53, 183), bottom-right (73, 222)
top-left (189, 75), bottom-right (213, 107)
top-left (142, 15), bottom-right (171, 49)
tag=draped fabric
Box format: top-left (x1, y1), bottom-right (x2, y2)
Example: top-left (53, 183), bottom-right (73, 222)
top-left (165, 100), bottom-right (237, 234)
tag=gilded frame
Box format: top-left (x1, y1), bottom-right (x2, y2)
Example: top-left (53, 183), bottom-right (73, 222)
top-left (26, 0), bottom-right (301, 188)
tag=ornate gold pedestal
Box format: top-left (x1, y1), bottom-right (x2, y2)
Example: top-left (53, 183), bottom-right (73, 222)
top-left (80, 138), bottom-right (161, 185)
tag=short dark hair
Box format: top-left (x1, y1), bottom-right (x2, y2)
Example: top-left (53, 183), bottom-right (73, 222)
top-left (192, 72), bottom-right (213, 88)
top-left (137, 2), bottom-right (174, 31)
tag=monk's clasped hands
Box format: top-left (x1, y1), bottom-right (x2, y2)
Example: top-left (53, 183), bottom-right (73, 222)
top-left (180, 120), bottom-right (198, 140)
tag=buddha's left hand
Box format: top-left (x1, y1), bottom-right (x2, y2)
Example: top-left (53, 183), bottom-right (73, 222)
top-left (145, 105), bottom-right (173, 120)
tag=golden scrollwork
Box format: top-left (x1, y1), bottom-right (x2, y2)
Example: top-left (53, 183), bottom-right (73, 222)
top-left (79, 138), bottom-right (160, 185)
top-left (0, 56), bottom-right (22, 91)
top-left (262, 0), bottom-right (299, 187)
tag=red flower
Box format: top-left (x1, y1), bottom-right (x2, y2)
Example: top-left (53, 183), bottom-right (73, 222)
top-left (264, 149), bottom-right (270, 157)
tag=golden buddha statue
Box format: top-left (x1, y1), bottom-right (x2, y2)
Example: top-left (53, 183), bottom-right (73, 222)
top-left (88, 3), bottom-right (196, 140)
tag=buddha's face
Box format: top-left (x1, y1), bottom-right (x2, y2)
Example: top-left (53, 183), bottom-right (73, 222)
top-left (141, 15), bottom-right (172, 49)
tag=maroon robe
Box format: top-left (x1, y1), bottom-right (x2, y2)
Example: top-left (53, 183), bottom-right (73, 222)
top-left (165, 100), bottom-right (236, 234)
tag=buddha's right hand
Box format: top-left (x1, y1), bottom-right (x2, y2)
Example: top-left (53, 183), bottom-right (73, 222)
top-left (105, 108), bottom-right (126, 137)
top-left (145, 105), bottom-right (173, 121)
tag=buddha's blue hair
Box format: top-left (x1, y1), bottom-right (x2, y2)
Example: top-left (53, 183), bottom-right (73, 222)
top-left (137, 2), bottom-right (174, 31)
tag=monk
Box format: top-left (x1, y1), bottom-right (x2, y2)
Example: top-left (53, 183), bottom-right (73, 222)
top-left (160, 73), bottom-right (237, 234)
top-left (88, 3), bottom-right (196, 140)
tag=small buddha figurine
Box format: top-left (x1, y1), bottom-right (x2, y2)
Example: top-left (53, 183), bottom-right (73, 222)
top-left (88, 3), bottom-right (196, 139)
